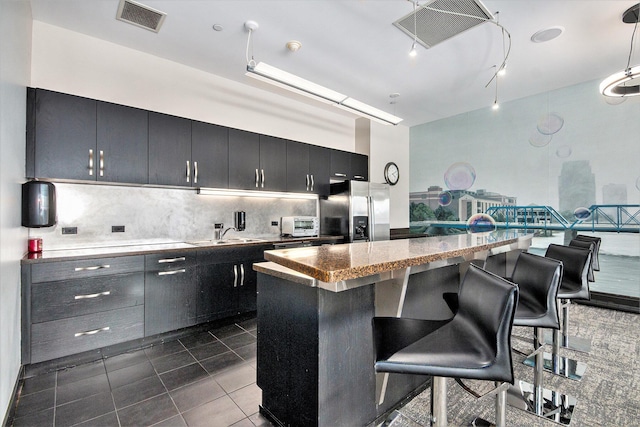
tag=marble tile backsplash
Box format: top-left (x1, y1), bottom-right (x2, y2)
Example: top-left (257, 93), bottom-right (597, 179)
top-left (31, 183), bottom-right (318, 250)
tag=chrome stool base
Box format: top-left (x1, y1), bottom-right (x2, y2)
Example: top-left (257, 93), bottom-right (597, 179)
top-left (506, 380), bottom-right (576, 425)
top-left (523, 351), bottom-right (587, 381)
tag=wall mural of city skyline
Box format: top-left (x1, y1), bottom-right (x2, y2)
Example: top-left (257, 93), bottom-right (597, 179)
top-left (409, 77), bottom-right (640, 224)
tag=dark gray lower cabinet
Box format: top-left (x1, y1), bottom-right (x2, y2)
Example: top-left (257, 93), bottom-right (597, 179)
top-left (22, 255), bottom-right (145, 364)
top-left (197, 245), bottom-right (268, 322)
top-left (144, 252), bottom-right (197, 337)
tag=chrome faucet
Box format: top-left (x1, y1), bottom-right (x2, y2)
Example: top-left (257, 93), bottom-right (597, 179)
top-left (214, 223), bottom-right (236, 241)
top-left (219, 227), bottom-right (236, 240)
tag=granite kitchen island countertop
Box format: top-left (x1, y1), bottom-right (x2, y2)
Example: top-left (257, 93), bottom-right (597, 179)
top-left (259, 230), bottom-right (533, 283)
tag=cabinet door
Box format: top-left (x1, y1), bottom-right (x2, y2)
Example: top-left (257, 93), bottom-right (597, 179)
top-left (145, 266), bottom-right (197, 336)
top-left (286, 141), bottom-right (310, 193)
top-left (197, 262), bottom-right (237, 323)
top-left (238, 261), bottom-right (258, 313)
top-left (228, 129), bottom-right (260, 190)
top-left (259, 135), bottom-right (287, 191)
top-left (351, 153), bottom-right (369, 181)
top-left (191, 121), bottom-right (229, 188)
top-left (330, 149), bottom-right (351, 180)
top-left (33, 89), bottom-right (97, 180)
top-left (309, 145), bottom-right (331, 196)
top-left (148, 112), bottom-right (192, 186)
top-left (97, 102), bottom-right (148, 184)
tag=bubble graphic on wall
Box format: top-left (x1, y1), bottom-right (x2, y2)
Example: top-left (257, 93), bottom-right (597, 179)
top-left (529, 132), bottom-right (552, 147)
top-left (537, 112), bottom-right (564, 135)
top-left (466, 213), bottom-right (496, 233)
top-left (438, 191), bottom-right (453, 206)
top-left (556, 145), bottom-right (572, 158)
top-left (444, 162), bottom-right (476, 190)
top-left (573, 207), bottom-right (591, 220)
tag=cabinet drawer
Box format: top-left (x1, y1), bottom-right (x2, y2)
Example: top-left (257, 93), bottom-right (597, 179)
top-left (30, 305), bottom-right (144, 363)
top-left (31, 256), bottom-right (144, 283)
top-left (145, 252), bottom-right (196, 271)
top-left (197, 245), bottom-right (270, 265)
top-left (31, 272), bottom-right (144, 323)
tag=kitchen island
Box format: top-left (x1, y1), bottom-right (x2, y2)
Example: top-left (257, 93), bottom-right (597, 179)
top-left (254, 230), bottom-right (533, 427)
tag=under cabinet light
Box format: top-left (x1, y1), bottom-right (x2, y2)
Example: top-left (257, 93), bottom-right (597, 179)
top-left (197, 187), bottom-right (318, 200)
top-left (246, 62), bottom-right (403, 125)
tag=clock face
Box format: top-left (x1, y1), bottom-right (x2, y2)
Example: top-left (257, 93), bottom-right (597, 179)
top-left (384, 162), bottom-right (399, 185)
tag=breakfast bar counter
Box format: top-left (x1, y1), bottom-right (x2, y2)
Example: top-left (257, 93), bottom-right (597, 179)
top-left (254, 231), bottom-right (533, 426)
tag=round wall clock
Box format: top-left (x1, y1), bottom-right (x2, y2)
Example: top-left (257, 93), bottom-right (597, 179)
top-left (384, 162), bottom-right (399, 186)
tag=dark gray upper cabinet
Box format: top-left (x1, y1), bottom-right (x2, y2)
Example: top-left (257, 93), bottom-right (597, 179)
top-left (287, 142), bottom-right (331, 196)
top-left (28, 89), bottom-right (97, 180)
top-left (228, 128), bottom-right (260, 190)
top-left (330, 149), bottom-right (351, 180)
top-left (351, 153), bottom-right (369, 181)
top-left (309, 145), bottom-right (331, 196)
top-left (286, 141), bottom-right (310, 193)
top-left (148, 112), bottom-right (192, 186)
top-left (191, 121), bottom-right (229, 188)
top-left (259, 135), bottom-right (287, 192)
top-left (97, 101), bottom-right (148, 184)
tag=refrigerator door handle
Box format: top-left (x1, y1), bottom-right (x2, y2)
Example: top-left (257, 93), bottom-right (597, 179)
top-left (368, 196), bottom-right (375, 242)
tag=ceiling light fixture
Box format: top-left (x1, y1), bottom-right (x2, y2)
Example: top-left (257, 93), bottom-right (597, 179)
top-left (243, 21), bottom-right (402, 125)
top-left (197, 187), bottom-right (318, 200)
top-left (530, 26), bottom-right (564, 43)
top-left (492, 65), bottom-right (500, 110)
top-left (409, 0), bottom-right (418, 57)
top-left (600, 3), bottom-right (640, 97)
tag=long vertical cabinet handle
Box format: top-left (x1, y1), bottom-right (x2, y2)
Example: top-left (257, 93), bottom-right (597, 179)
top-left (255, 169), bottom-right (259, 188)
top-left (233, 265), bottom-right (238, 287)
top-left (368, 196), bottom-right (375, 242)
top-left (88, 149), bottom-right (94, 176)
top-left (186, 160), bottom-right (191, 183)
top-left (306, 174), bottom-right (310, 191)
top-left (310, 174), bottom-right (314, 192)
top-left (99, 150), bottom-right (104, 177)
top-left (193, 161), bottom-right (198, 184)
top-left (261, 169), bottom-right (265, 188)
top-left (240, 264), bottom-right (245, 287)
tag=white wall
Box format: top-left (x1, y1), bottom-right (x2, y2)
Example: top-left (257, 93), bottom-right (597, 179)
top-left (0, 0), bottom-right (31, 421)
top-left (369, 122), bottom-right (410, 228)
top-left (31, 21), bottom-right (355, 151)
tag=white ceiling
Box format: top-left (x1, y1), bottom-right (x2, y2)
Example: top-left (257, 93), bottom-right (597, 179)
top-left (29, 0), bottom-right (640, 127)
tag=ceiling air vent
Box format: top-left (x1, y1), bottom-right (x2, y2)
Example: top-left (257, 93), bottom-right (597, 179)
top-left (116, 0), bottom-right (167, 33)
top-left (393, 0), bottom-right (494, 49)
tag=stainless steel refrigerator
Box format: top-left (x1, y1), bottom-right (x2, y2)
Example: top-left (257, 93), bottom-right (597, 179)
top-left (320, 180), bottom-right (390, 242)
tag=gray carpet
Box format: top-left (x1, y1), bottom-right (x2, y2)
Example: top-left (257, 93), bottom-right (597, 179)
top-left (390, 303), bottom-right (640, 426)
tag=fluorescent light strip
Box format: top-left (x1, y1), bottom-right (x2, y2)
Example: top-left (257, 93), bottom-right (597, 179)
top-left (246, 62), bottom-right (403, 125)
top-left (197, 187), bottom-right (318, 200)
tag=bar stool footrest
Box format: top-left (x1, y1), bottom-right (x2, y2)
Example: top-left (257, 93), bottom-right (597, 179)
top-left (507, 380), bottom-right (577, 425)
top-left (523, 352), bottom-right (587, 381)
top-left (543, 330), bottom-right (592, 353)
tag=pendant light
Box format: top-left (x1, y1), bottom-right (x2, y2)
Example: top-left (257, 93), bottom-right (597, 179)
top-left (600, 3), bottom-right (640, 97)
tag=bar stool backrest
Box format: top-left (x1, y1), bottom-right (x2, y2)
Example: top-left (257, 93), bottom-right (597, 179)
top-left (574, 234), bottom-right (601, 271)
top-left (569, 238), bottom-right (596, 282)
top-left (510, 252), bottom-right (563, 329)
top-left (544, 244), bottom-right (591, 300)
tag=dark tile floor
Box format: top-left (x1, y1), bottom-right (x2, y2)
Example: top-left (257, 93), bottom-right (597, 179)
top-left (9, 318), bottom-right (274, 427)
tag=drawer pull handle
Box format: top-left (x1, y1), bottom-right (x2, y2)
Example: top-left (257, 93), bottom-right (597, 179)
top-left (158, 257), bottom-right (186, 263)
top-left (74, 291), bottom-right (111, 300)
top-left (158, 269), bottom-right (186, 276)
top-left (334, 172), bottom-right (347, 177)
top-left (75, 326), bottom-right (110, 337)
top-left (75, 265), bottom-right (110, 272)
top-left (354, 175), bottom-right (365, 180)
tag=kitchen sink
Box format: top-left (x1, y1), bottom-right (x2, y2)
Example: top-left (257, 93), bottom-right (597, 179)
top-left (186, 238), bottom-right (267, 246)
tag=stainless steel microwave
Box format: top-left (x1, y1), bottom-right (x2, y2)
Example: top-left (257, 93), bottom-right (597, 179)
top-left (281, 216), bottom-right (319, 237)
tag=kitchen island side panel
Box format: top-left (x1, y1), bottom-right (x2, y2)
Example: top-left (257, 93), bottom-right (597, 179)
top-left (257, 274), bottom-right (376, 427)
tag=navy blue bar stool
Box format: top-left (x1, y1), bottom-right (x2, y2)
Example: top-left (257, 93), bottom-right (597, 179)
top-left (373, 264), bottom-right (518, 427)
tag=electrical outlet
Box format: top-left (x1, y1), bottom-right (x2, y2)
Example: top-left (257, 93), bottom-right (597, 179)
top-left (271, 221), bottom-right (279, 226)
top-left (62, 227), bottom-right (77, 235)
top-left (112, 225), bottom-right (125, 233)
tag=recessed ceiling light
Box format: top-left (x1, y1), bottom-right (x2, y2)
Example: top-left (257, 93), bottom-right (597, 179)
top-left (212, 24), bottom-right (224, 31)
top-left (531, 26), bottom-right (564, 43)
top-left (286, 40), bottom-right (302, 52)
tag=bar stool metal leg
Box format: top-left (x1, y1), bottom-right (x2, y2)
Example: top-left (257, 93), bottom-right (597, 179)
top-left (430, 376), bottom-right (447, 427)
